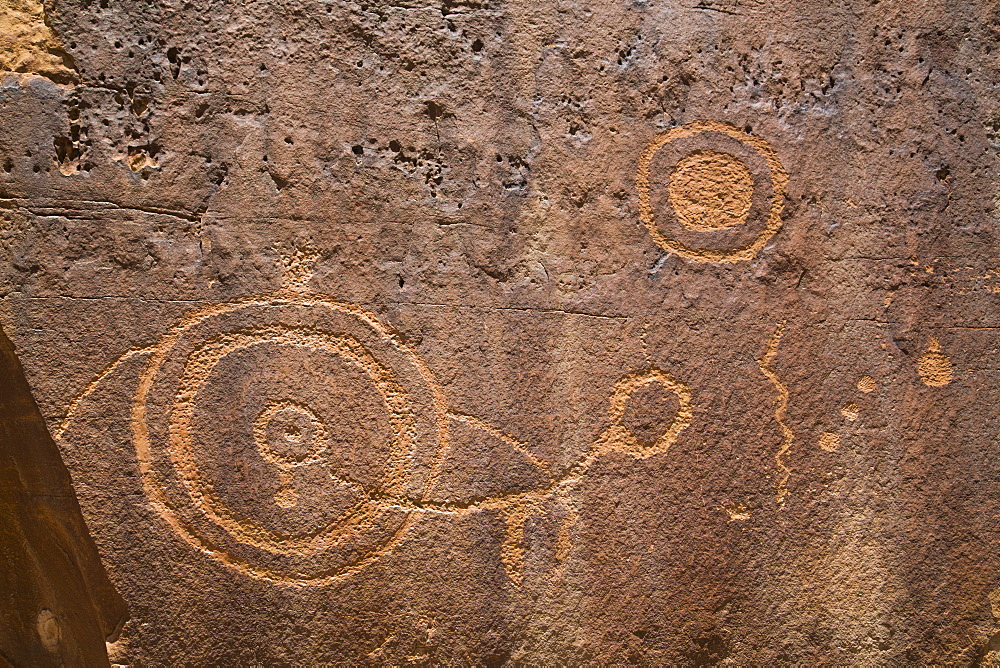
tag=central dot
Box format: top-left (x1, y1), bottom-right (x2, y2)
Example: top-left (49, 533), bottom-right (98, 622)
top-left (668, 150), bottom-right (754, 231)
top-left (263, 408), bottom-right (317, 463)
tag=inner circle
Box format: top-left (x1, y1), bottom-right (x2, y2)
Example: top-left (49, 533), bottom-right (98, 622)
top-left (668, 149), bottom-right (753, 231)
top-left (254, 402), bottom-right (324, 465)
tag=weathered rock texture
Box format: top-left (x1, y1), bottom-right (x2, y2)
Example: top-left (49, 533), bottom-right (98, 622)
top-left (1, 0), bottom-right (1000, 663)
top-left (0, 325), bottom-right (127, 666)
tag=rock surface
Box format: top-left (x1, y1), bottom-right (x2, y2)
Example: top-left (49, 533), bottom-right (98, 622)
top-left (1, 0), bottom-right (1000, 663)
top-left (0, 326), bottom-right (127, 667)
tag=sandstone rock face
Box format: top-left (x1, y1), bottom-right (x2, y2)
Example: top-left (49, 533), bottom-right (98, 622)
top-left (0, 326), bottom-right (127, 666)
top-left (1, 0), bottom-right (999, 663)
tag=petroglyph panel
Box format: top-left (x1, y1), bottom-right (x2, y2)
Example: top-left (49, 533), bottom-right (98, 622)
top-left (2, 0), bottom-right (1000, 663)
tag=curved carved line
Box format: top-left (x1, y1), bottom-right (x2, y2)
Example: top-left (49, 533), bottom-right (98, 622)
top-left (757, 321), bottom-right (793, 503)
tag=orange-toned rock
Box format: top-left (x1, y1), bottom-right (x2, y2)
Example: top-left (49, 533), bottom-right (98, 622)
top-left (0, 327), bottom-right (126, 666)
top-left (1, 0), bottom-right (999, 663)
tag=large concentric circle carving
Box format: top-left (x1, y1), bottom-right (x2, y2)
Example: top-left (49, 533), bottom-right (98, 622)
top-left (636, 120), bottom-right (789, 263)
top-left (131, 293), bottom-right (447, 584)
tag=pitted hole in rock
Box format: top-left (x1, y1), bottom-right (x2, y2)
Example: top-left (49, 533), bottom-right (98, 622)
top-left (621, 378), bottom-right (683, 447)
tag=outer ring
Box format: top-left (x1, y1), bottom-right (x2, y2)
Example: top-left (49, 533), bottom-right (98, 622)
top-left (168, 325), bottom-right (410, 553)
top-left (130, 292), bottom-right (450, 585)
top-left (636, 120), bottom-right (789, 263)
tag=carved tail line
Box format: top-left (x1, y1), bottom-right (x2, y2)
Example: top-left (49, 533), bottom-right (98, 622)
top-left (55, 346), bottom-right (157, 440)
top-left (758, 321), bottom-right (793, 503)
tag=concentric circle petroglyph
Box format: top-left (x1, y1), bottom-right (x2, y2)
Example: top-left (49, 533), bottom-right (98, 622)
top-left (636, 120), bottom-right (789, 263)
top-left (131, 291), bottom-right (449, 584)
